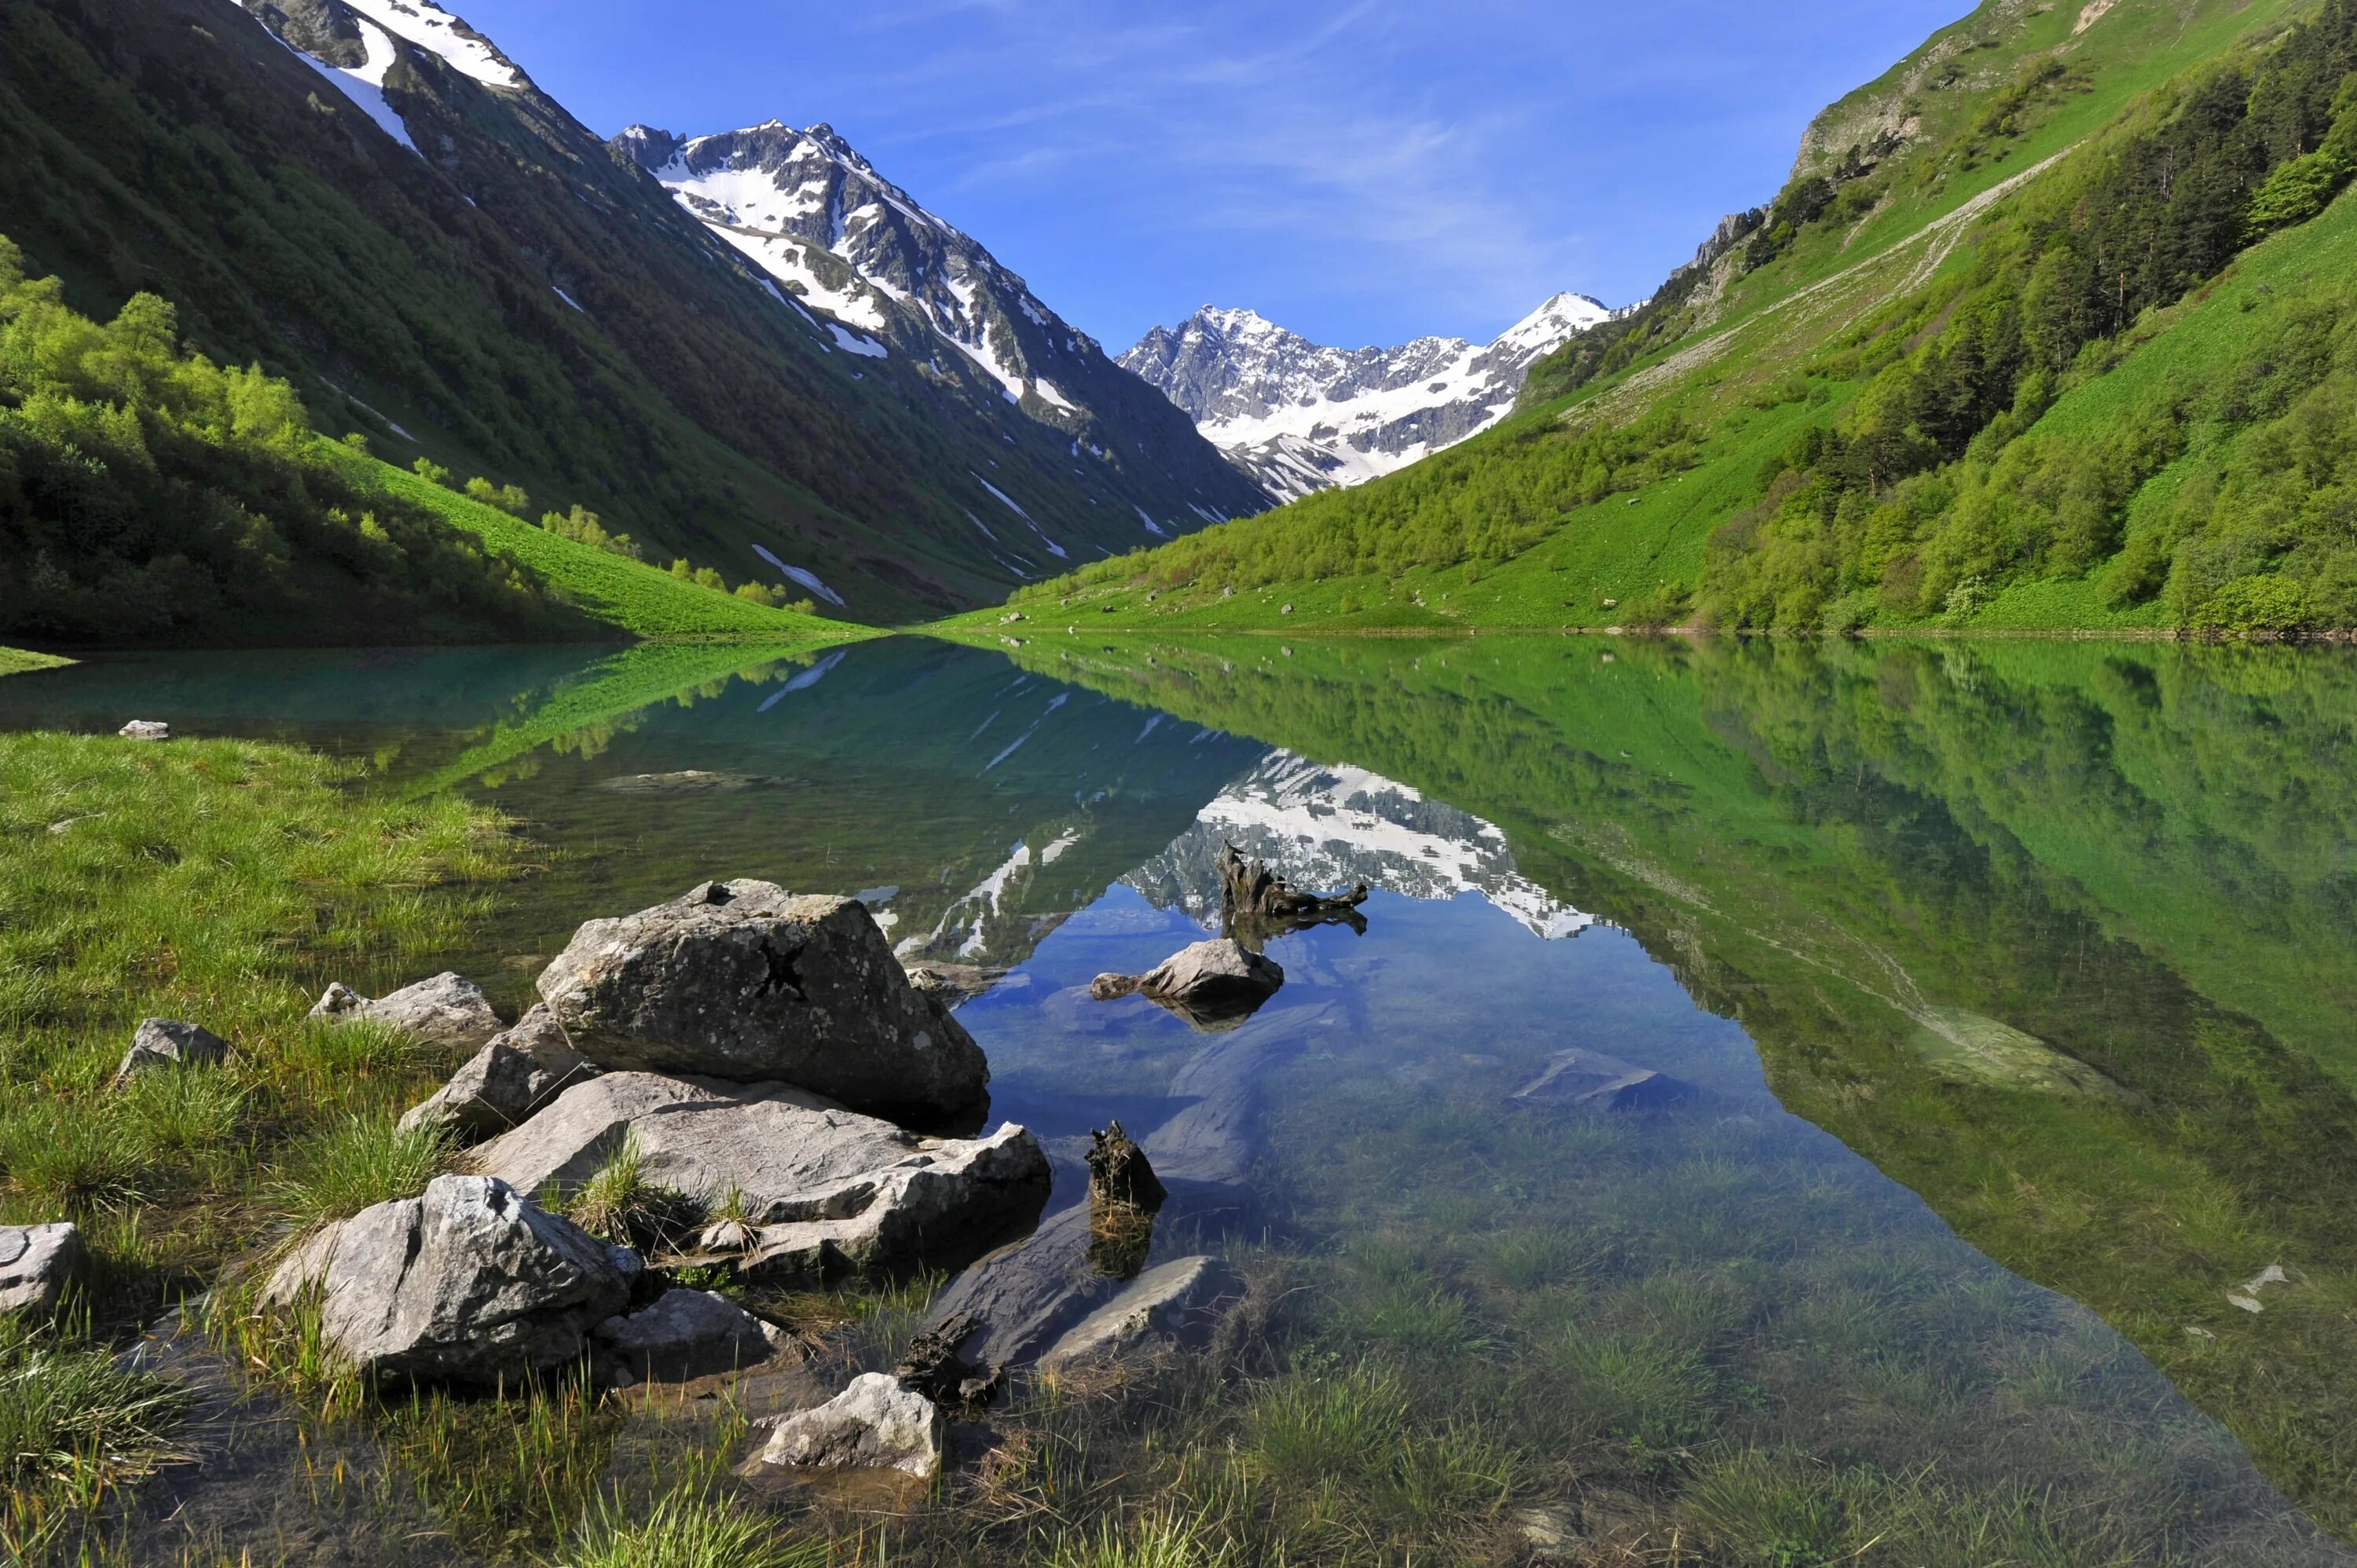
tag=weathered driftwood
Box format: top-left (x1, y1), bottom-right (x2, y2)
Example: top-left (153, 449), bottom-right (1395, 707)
top-left (1216, 841), bottom-right (1368, 938)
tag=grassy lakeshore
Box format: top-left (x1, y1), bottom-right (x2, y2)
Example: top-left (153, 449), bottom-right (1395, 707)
top-left (0, 731), bottom-right (519, 1556)
top-left (0, 647), bottom-right (73, 676)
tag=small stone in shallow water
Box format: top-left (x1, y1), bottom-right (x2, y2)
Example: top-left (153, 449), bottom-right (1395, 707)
top-left (750, 1372), bottom-right (940, 1478)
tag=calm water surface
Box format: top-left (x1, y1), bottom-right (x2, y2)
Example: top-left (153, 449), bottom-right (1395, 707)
top-left (5, 634), bottom-right (2355, 1563)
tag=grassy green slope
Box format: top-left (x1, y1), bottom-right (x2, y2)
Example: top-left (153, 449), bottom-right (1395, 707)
top-left (0, 648), bottom-right (72, 676)
top-left (333, 450), bottom-right (859, 645)
top-left (962, 0), bottom-right (2352, 638)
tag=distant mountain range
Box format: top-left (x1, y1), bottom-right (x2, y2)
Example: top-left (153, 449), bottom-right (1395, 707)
top-left (1120, 294), bottom-right (1621, 500)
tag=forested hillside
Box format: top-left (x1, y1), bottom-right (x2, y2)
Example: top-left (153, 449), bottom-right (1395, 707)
top-left (985, 0), bottom-right (2357, 637)
top-left (0, 0), bottom-right (1262, 625)
top-left (0, 241), bottom-right (836, 646)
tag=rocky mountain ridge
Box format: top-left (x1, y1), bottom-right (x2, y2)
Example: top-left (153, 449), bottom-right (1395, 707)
top-left (1119, 293), bottom-right (1618, 500)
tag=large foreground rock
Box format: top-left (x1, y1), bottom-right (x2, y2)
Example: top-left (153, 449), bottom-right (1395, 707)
top-left (592, 1288), bottom-right (793, 1384)
top-left (466, 1072), bottom-right (1049, 1283)
top-left (1039, 1255), bottom-right (1239, 1369)
top-left (114, 1019), bottom-right (229, 1086)
top-left (312, 973), bottom-right (503, 1053)
top-left (537, 880), bottom-right (989, 1124)
top-left (0, 1223), bottom-right (82, 1313)
top-left (279, 1175), bottom-right (638, 1384)
top-left (749, 1372), bottom-right (940, 1478)
top-left (398, 1006), bottom-right (594, 1140)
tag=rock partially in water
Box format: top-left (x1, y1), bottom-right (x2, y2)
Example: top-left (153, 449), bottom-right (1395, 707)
top-left (114, 1018), bottom-right (230, 1086)
top-left (904, 962), bottom-right (1009, 1006)
top-left (1509, 1049), bottom-right (1699, 1112)
top-left (917, 1204), bottom-right (1116, 1368)
top-left (1038, 1255), bottom-right (1239, 1370)
top-left (537, 879), bottom-right (990, 1125)
top-left (118, 720), bottom-right (171, 740)
top-left (286, 1175), bottom-right (639, 1386)
top-left (1094, 938), bottom-right (1284, 1031)
top-left (311, 973), bottom-right (503, 1053)
top-left (590, 1288), bottom-right (794, 1384)
top-left (749, 1372), bottom-right (940, 1478)
top-left (0, 1222), bottom-right (82, 1314)
top-left (465, 1072), bottom-right (1049, 1284)
top-left (398, 1005), bottom-right (596, 1141)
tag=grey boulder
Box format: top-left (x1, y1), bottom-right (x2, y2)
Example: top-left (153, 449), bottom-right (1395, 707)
top-left (465, 1072), bottom-right (1049, 1283)
top-left (275, 1174), bottom-right (638, 1384)
top-left (1134, 940), bottom-right (1284, 1030)
top-left (0, 1223), bottom-right (82, 1314)
top-left (1038, 1255), bottom-right (1239, 1369)
top-left (312, 973), bottom-right (503, 1053)
top-left (118, 720), bottom-right (171, 740)
top-left (398, 1006), bottom-right (594, 1141)
top-left (537, 880), bottom-right (989, 1124)
top-left (591, 1288), bottom-right (794, 1384)
top-left (749, 1372), bottom-right (940, 1478)
top-left (114, 1018), bottom-right (230, 1085)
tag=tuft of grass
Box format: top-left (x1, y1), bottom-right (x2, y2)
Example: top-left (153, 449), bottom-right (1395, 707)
top-left (566, 1131), bottom-right (698, 1254)
top-left (558, 1482), bottom-right (834, 1568)
top-left (0, 1314), bottom-right (194, 1559)
top-left (273, 1114), bottom-right (449, 1233)
top-left (1045, 1508), bottom-right (1238, 1568)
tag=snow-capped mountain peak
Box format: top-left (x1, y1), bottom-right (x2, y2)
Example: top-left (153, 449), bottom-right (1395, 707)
top-left (1119, 291), bottom-right (1616, 501)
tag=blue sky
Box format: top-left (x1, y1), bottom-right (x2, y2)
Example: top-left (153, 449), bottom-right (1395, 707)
top-left (460, 0), bottom-right (1967, 351)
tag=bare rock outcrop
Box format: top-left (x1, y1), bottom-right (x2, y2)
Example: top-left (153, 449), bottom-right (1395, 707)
top-left (114, 1019), bottom-right (229, 1086)
top-left (537, 880), bottom-right (988, 1125)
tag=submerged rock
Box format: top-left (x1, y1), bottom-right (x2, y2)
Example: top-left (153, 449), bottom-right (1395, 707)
top-left (398, 1005), bottom-right (595, 1141)
top-left (537, 879), bottom-right (989, 1124)
top-left (1038, 1255), bottom-right (1239, 1369)
top-left (595, 770), bottom-right (761, 794)
top-left (114, 1018), bottom-right (229, 1086)
top-left (284, 1175), bottom-right (638, 1385)
top-left (465, 1072), bottom-right (1049, 1284)
top-left (917, 1204), bottom-right (1117, 1368)
top-left (750, 1372), bottom-right (940, 1478)
top-left (311, 973), bottom-right (503, 1053)
top-left (591, 1288), bottom-right (794, 1383)
top-left (0, 1222), bottom-right (82, 1314)
top-left (904, 962), bottom-right (1009, 1006)
top-left (1509, 1049), bottom-right (1699, 1112)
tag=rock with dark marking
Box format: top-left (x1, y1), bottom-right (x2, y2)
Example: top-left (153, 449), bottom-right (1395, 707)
top-left (537, 880), bottom-right (989, 1124)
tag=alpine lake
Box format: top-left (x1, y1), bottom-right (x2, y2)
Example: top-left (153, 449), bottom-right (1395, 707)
top-left (5, 631), bottom-right (2355, 1567)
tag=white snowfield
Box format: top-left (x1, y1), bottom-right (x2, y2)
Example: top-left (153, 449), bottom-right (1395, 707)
top-left (341, 0), bottom-right (523, 88)
top-left (1123, 292), bottom-right (1614, 498)
top-left (288, 14), bottom-right (418, 153)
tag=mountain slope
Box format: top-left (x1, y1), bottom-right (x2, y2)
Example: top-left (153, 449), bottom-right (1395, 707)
top-left (1119, 295), bottom-right (1614, 500)
top-left (614, 122), bottom-right (1270, 556)
top-left (0, 0), bottom-right (1260, 625)
top-left (981, 0), bottom-right (2353, 638)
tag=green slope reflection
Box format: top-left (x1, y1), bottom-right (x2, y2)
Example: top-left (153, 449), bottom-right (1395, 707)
top-left (977, 631), bottom-right (2357, 1534)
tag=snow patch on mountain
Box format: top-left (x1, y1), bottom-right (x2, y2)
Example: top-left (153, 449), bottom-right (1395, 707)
top-left (1128, 751), bottom-right (1596, 940)
top-left (287, 14), bottom-right (418, 153)
top-left (1120, 293), bottom-right (1615, 499)
top-left (342, 0), bottom-right (522, 88)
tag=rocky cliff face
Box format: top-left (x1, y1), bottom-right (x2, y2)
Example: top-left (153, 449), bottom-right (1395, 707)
top-left (617, 121), bottom-right (1271, 544)
top-left (1119, 294), bottom-right (1615, 500)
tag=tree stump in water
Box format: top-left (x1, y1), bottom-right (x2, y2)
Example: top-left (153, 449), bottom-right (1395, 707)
top-left (1217, 841), bottom-right (1369, 941)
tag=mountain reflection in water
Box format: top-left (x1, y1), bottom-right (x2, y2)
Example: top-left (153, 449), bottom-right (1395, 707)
top-left (5, 633), bottom-right (2355, 1559)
